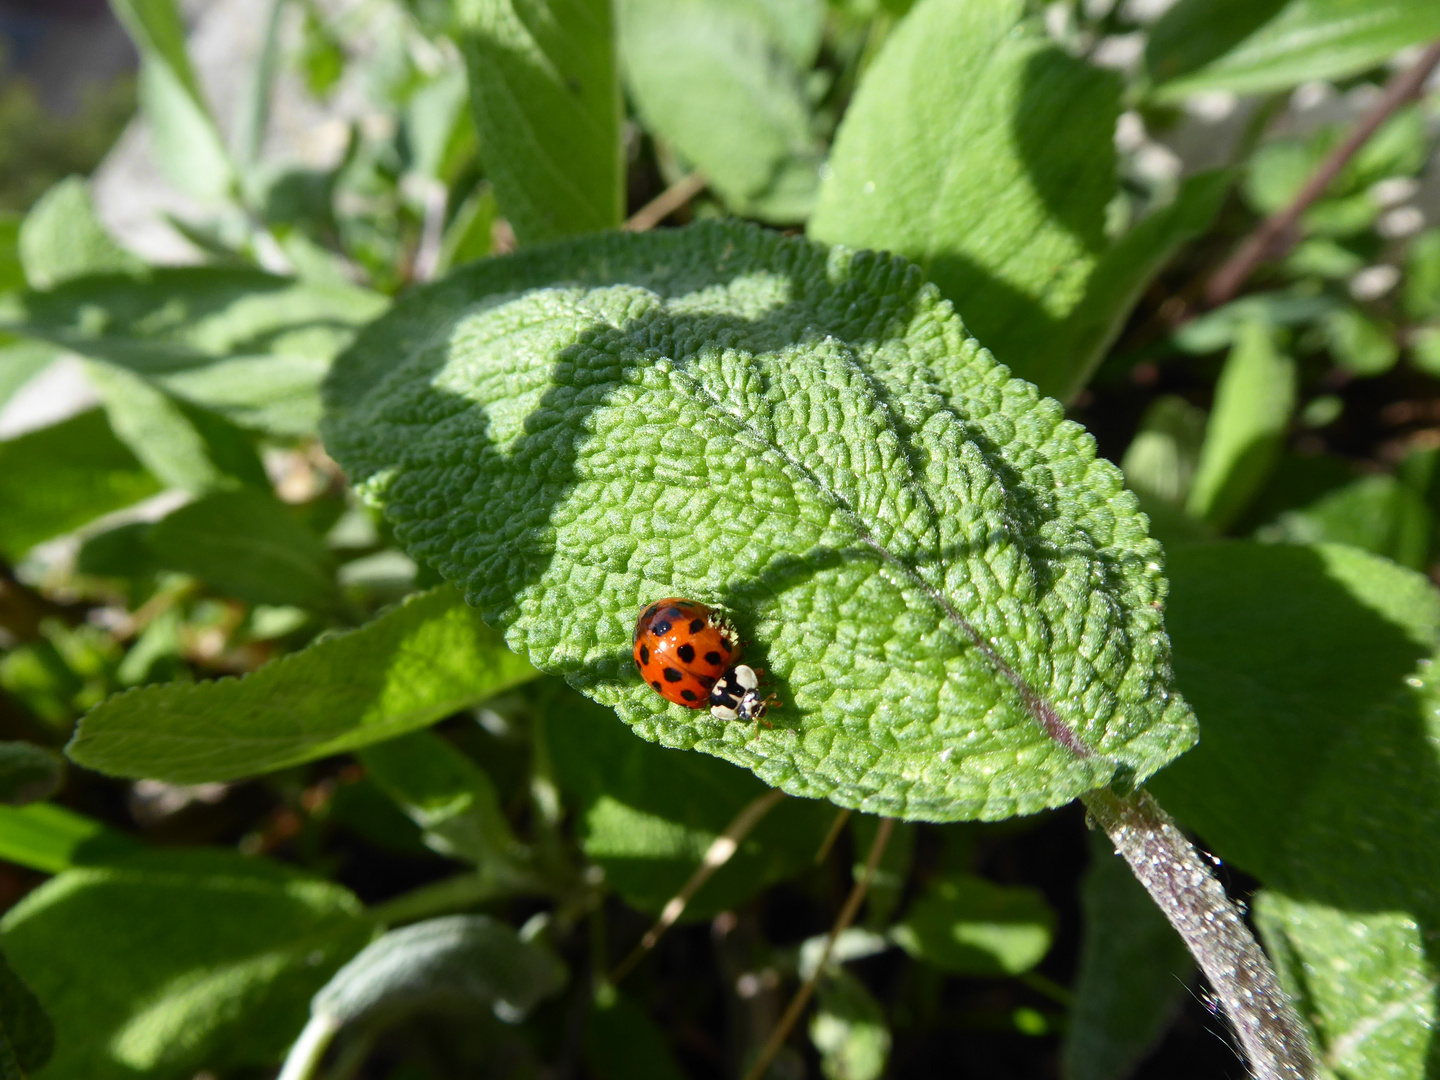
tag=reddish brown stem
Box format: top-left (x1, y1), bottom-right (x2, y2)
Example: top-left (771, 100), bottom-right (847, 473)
top-left (1206, 38), bottom-right (1440, 308)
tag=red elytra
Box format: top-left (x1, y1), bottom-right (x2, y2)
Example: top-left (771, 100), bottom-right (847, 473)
top-left (633, 598), bottom-right (740, 709)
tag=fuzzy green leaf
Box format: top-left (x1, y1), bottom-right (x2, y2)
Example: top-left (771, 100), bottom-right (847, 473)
top-left (0, 410), bottom-right (161, 559)
top-left (457, 0), bottom-right (623, 245)
top-left (1149, 0), bottom-right (1440, 101)
top-left (1254, 893), bottom-right (1435, 1080)
top-left (67, 586), bottom-right (540, 783)
top-left (322, 221), bottom-right (1196, 821)
top-left (0, 269), bottom-right (387, 437)
top-left (617, 0), bottom-right (824, 222)
top-left (311, 914), bottom-right (565, 1031)
top-left (547, 684), bottom-right (836, 919)
top-left (0, 848), bottom-right (368, 1080)
top-left (808, 0), bottom-right (1119, 399)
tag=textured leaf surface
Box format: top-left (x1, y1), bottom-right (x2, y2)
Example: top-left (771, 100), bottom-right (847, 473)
top-left (1063, 832), bottom-right (1190, 1080)
top-left (1153, 542), bottom-right (1440, 1076)
top-left (458, 0), bottom-right (622, 244)
top-left (67, 586), bottom-right (540, 783)
top-left (0, 269), bottom-right (387, 436)
top-left (808, 0), bottom-right (1119, 398)
top-left (617, 0), bottom-right (823, 222)
top-left (311, 914), bottom-right (566, 1029)
top-left (0, 848), bottom-right (368, 1080)
top-left (548, 684), bottom-right (836, 919)
top-left (1255, 894), bottom-right (1435, 1080)
top-left (0, 410), bottom-right (161, 559)
top-left (1149, 0), bottom-right (1440, 101)
top-left (322, 222), bottom-right (1195, 822)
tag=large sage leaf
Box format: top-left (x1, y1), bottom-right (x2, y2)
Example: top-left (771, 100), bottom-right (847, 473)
top-left (321, 221), bottom-right (1196, 822)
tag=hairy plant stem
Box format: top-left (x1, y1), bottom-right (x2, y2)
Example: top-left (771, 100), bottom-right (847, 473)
top-left (1081, 787), bottom-right (1316, 1080)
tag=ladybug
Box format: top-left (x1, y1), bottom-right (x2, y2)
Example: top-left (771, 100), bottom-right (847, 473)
top-left (634, 598), bottom-right (774, 724)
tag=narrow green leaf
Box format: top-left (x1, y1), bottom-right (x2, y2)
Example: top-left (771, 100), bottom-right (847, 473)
top-left (232, 0), bottom-right (285, 173)
top-left (0, 410), bottom-right (161, 559)
top-left (322, 221), bottom-right (1197, 822)
top-left (84, 360), bottom-right (270, 494)
top-left (0, 268), bottom-right (387, 436)
top-left (0, 744), bottom-right (63, 807)
top-left (458, 0), bottom-right (623, 244)
top-left (0, 802), bottom-right (139, 874)
top-left (1150, 0), bottom-right (1440, 101)
top-left (112, 0), bottom-right (236, 201)
top-left (809, 0), bottom-right (1119, 397)
top-left (437, 184), bottom-right (498, 273)
top-left (617, 0), bottom-right (823, 222)
top-left (17, 178), bottom-right (145, 290)
top-left (1052, 171), bottom-right (1230, 401)
top-left (67, 586), bottom-right (540, 783)
top-left (310, 914), bottom-right (566, 1030)
top-left (810, 970), bottom-right (891, 1080)
top-left (1403, 228), bottom-right (1440, 321)
top-left (547, 684), bottom-right (837, 919)
top-left (1063, 832), bottom-right (1191, 1080)
top-left (1254, 893), bottom-right (1435, 1080)
top-left (0, 947), bottom-right (52, 1074)
top-left (1172, 291), bottom-right (1338, 354)
top-left (146, 489), bottom-right (344, 614)
top-left (358, 730), bottom-right (522, 866)
top-left (0, 848), bottom-right (368, 1080)
top-left (1185, 320), bottom-right (1297, 529)
top-left (891, 873), bottom-right (1054, 976)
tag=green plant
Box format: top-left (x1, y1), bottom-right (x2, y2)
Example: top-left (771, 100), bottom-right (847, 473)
top-left (1, 1), bottom-right (1440, 1078)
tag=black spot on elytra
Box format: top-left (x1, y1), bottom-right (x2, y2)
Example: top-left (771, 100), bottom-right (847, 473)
top-left (689, 618), bottom-right (705, 633)
top-left (639, 644), bottom-right (650, 665)
top-left (663, 667), bottom-right (683, 683)
top-left (653, 620), bottom-right (671, 636)
top-left (681, 689), bottom-right (698, 702)
top-left (650, 679), bottom-right (662, 692)
top-left (699, 674), bottom-right (716, 689)
top-left (667, 606), bottom-right (684, 619)
top-left (719, 637), bottom-right (733, 653)
top-left (677, 643), bottom-right (695, 663)
top-left (704, 650), bottom-right (722, 666)
top-left (643, 604), bottom-right (659, 620)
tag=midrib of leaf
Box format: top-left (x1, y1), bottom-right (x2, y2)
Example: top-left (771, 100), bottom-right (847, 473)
top-left (676, 357), bottom-right (1090, 757)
